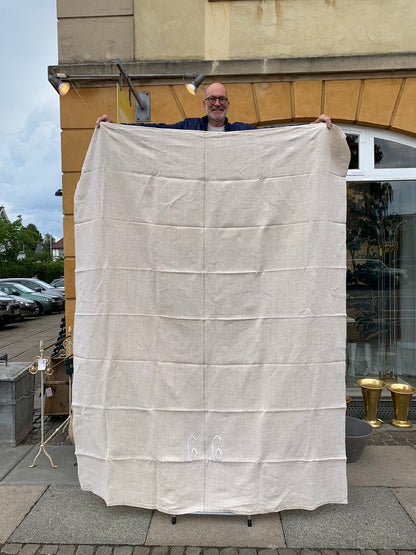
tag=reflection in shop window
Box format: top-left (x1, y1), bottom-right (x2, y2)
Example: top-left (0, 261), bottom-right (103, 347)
top-left (346, 134), bottom-right (359, 169)
top-left (346, 180), bottom-right (416, 383)
top-left (374, 137), bottom-right (416, 169)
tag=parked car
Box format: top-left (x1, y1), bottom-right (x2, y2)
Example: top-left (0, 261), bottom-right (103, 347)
top-left (347, 258), bottom-right (408, 289)
top-left (0, 282), bottom-right (64, 314)
top-left (0, 278), bottom-right (65, 303)
top-left (0, 292), bottom-right (21, 327)
top-left (0, 290), bottom-right (39, 319)
top-left (50, 277), bottom-right (65, 290)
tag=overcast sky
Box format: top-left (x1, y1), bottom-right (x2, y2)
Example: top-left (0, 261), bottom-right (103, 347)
top-left (0, 1), bottom-right (63, 240)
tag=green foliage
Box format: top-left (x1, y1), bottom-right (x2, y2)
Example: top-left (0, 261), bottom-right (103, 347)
top-left (20, 223), bottom-right (43, 254)
top-left (0, 215), bottom-right (23, 262)
top-left (347, 181), bottom-right (395, 261)
top-left (42, 233), bottom-right (56, 253)
top-left (0, 257), bottom-right (64, 282)
top-left (37, 258), bottom-right (64, 283)
top-left (0, 214), bottom-right (63, 282)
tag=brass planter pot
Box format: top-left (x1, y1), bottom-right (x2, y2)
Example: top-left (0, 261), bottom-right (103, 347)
top-left (386, 383), bottom-right (416, 428)
top-left (357, 378), bottom-right (386, 428)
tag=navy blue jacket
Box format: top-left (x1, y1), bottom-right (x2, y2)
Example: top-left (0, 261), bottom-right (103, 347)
top-left (130, 115), bottom-right (257, 132)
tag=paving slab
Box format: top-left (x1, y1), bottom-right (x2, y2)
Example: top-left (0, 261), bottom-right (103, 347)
top-left (146, 511), bottom-right (284, 548)
top-left (0, 313), bottom-right (63, 362)
top-left (0, 485), bottom-right (46, 542)
top-left (393, 487), bottom-right (416, 525)
top-left (281, 486), bottom-right (416, 550)
top-left (9, 485), bottom-right (152, 545)
top-left (0, 446), bottom-right (33, 481)
top-left (347, 446), bottom-right (416, 487)
top-left (2, 445), bottom-right (79, 485)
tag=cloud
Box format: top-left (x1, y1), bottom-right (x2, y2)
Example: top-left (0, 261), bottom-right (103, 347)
top-left (0, 0), bottom-right (62, 239)
top-left (0, 101), bottom-right (62, 239)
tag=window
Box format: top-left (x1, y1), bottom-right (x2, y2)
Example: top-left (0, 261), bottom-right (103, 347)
top-left (374, 137), bottom-right (416, 169)
top-left (342, 126), bottom-right (416, 387)
top-left (346, 134), bottom-right (359, 169)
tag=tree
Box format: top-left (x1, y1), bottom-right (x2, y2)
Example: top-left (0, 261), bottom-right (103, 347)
top-left (42, 233), bottom-right (56, 258)
top-left (347, 181), bottom-right (394, 263)
top-left (0, 215), bottom-right (23, 263)
top-left (20, 223), bottom-right (43, 256)
top-left (0, 215), bottom-right (63, 279)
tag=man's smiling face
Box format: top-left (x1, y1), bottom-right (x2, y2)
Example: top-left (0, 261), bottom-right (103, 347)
top-left (203, 83), bottom-right (229, 127)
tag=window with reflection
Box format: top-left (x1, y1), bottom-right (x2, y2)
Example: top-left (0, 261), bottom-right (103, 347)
top-left (374, 138), bottom-right (416, 169)
top-left (343, 127), bottom-right (416, 386)
top-left (346, 134), bottom-right (359, 169)
top-left (346, 180), bottom-right (416, 383)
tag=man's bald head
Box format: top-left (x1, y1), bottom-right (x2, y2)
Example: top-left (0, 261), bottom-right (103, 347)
top-left (203, 82), bottom-right (230, 127)
top-left (205, 82), bottom-right (228, 98)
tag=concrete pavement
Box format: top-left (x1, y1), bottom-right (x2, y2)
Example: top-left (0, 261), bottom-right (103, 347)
top-left (1, 313), bottom-right (416, 554)
top-left (1, 440), bottom-right (416, 553)
top-left (0, 312), bottom-right (64, 364)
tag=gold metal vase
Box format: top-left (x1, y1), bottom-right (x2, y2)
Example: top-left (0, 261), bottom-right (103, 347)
top-left (357, 378), bottom-right (386, 428)
top-left (386, 383), bottom-right (416, 428)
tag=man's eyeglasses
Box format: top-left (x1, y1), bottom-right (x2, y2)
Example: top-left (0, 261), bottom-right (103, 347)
top-left (204, 96), bottom-right (228, 105)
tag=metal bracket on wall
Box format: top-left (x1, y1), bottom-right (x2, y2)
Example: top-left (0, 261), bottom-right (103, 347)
top-left (136, 92), bottom-right (151, 122)
top-left (116, 58), bottom-right (150, 121)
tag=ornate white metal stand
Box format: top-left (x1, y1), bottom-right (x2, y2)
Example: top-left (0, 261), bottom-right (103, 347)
top-left (29, 329), bottom-right (73, 469)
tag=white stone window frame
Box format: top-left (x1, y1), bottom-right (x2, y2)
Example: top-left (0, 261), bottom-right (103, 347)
top-left (341, 125), bottom-right (416, 182)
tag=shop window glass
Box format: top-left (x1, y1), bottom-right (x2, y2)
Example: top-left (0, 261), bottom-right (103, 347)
top-left (374, 138), bottom-right (416, 168)
top-left (346, 134), bottom-right (359, 169)
top-left (347, 180), bottom-right (416, 385)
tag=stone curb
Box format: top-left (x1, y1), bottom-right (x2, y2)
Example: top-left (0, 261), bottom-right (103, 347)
top-left (2, 546), bottom-right (416, 555)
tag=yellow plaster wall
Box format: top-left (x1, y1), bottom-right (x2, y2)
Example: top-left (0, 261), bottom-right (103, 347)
top-left (393, 79), bottom-right (416, 137)
top-left (57, 0), bottom-right (133, 18)
top-left (172, 86), bottom-right (207, 119)
top-left (62, 173), bottom-right (80, 217)
top-left (56, 0), bottom-right (416, 64)
top-left (357, 79), bottom-right (403, 128)
top-left (229, 0), bottom-right (416, 59)
top-left (226, 83), bottom-right (258, 124)
top-left (254, 82), bottom-right (292, 124)
top-left (136, 86), bottom-right (188, 124)
top-left (61, 130), bottom-right (94, 172)
top-left (57, 0), bottom-right (134, 63)
top-left (60, 88), bottom-right (116, 129)
top-left (64, 300), bottom-right (76, 335)
top-left (323, 81), bottom-right (362, 123)
top-left (58, 16), bottom-right (134, 63)
top-left (292, 81), bottom-right (323, 121)
top-left (204, 1), bottom-right (230, 60)
top-left (60, 76), bottom-right (416, 329)
top-left (132, 0), bottom-right (416, 61)
top-left (60, 87), bottom-right (117, 327)
top-left (134, 0), bottom-right (205, 60)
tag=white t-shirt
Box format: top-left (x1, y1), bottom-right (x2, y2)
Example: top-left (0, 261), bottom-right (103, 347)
top-left (208, 124), bottom-right (225, 132)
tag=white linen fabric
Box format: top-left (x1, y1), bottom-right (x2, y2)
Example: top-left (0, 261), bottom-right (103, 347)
top-left (72, 122), bottom-right (351, 515)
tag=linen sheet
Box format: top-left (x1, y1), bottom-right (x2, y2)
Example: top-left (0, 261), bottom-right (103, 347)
top-left (72, 122), bottom-right (351, 514)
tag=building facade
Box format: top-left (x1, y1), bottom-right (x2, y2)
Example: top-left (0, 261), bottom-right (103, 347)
top-left (51, 0), bottom-right (416, 386)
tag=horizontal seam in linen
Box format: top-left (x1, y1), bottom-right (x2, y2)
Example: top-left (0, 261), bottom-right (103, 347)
top-left (75, 218), bottom-right (345, 229)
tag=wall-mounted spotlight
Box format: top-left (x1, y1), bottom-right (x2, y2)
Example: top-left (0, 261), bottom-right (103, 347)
top-left (47, 64), bottom-right (205, 121)
top-left (48, 74), bottom-right (70, 96)
top-left (185, 74), bottom-right (206, 95)
top-left (55, 189), bottom-right (63, 197)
